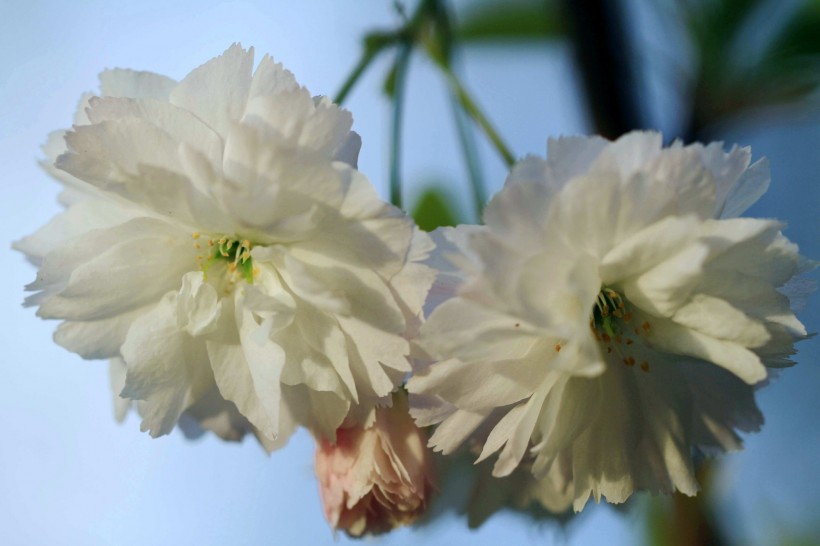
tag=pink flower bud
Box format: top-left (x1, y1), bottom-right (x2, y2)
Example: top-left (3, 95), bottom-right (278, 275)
top-left (314, 392), bottom-right (435, 537)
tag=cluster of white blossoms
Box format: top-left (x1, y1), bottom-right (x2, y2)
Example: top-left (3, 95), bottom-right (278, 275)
top-left (409, 132), bottom-right (813, 511)
top-left (17, 45), bottom-right (812, 535)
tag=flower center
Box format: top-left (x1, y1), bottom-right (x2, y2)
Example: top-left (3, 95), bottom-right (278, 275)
top-left (192, 233), bottom-right (257, 289)
top-left (589, 287), bottom-right (652, 373)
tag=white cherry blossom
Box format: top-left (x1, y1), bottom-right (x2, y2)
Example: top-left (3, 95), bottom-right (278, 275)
top-left (409, 132), bottom-right (812, 511)
top-left (16, 44), bottom-right (435, 448)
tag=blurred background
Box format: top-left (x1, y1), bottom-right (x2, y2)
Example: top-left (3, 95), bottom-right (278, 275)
top-left (1, 1), bottom-right (818, 544)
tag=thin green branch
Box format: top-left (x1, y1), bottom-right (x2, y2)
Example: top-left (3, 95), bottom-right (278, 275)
top-left (430, 0), bottom-right (487, 217)
top-left (334, 49), bottom-right (378, 105)
top-left (438, 63), bottom-right (516, 167)
top-left (389, 41), bottom-right (413, 209)
top-left (334, 32), bottom-right (400, 105)
top-left (448, 86), bottom-right (487, 219)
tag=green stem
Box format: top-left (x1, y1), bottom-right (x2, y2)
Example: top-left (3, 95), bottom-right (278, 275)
top-left (438, 63), bottom-right (516, 167)
top-left (389, 41), bottom-right (413, 209)
top-left (430, 0), bottom-right (487, 217)
top-left (448, 87), bottom-right (486, 218)
top-left (333, 48), bottom-right (377, 105)
top-left (334, 31), bottom-right (400, 105)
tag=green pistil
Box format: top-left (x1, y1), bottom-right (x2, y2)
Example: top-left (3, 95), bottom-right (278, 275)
top-left (202, 237), bottom-right (255, 284)
top-left (592, 288), bottom-right (625, 336)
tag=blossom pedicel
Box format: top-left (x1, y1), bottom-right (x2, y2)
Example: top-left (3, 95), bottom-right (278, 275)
top-left (409, 132), bottom-right (814, 512)
top-left (15, 44), bottom-right (435, 450)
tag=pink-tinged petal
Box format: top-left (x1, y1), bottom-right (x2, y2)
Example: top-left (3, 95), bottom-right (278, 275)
top-left (314, 392), bottom-right (435, 537)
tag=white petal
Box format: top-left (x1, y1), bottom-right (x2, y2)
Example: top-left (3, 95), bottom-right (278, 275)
top-left (484, 176), bottom-right (559, 248)
top-left (305, 388), bottom-right (349, 439)
top-left (544, 135), bottom-right (607, 186)
top-left (32, 218), bottom-right (194, 320)
top-left (672, 294), bottom-right (770, 347)
top-left (178, 386), bottom-right (251, 442)
top-left (419, 298), bottom-right (540, 363)
top-left (109, 357), bottom-right (132, 422)
top-left (719, 158), bottom-right (769, 218)
top-left (476, 385), bottom-right (548, 477)
top-left (243, 92), bottom-right (352, 156)
top-left (60, 118), bottom-right (183, 182)
top-left (58, 120), bottom-right (225, 229)
top-left (599, 215), bottom-right (699, 283)
top-left (248, 54), bottom-right (299, 99)
top-left (254, 385), bottom-right (300, 452)
top-left (646, 315), bottom-right (767, 384)
top-left (169, 43), bottom-right (254, 138)
top-left (333, 131), bottom-right (361, 168)
top-left (206, 299), bottom-right (285, 441)
top-left (120, 293), bottom-right (213, 437)
top-left (407, 356), bottom-right (543, 412)
top-left (621, 243), bottom-right (710, 316)
top-left (426, 408), bottom-right (488, 455)
top-left (54, 305), bottom-right (149, 360)
top-left (176, 272), bottom-right (222, 337)
top-left (339, 315), bottom-right (409, 381)
top-left (218, 123), bottom-right (342, 234)
top-left (705, 221), bottom-right (799, 286)
top-left (86, 95), bottom-right (223, 173)
top-left (388, 228), bottom-right (437, 321)
top-left (591, 131), bottom-right (662, 179)
top-left (13, 198), bottom-right (136, 264)
top-left (99, 69), bottom-right (176, 100)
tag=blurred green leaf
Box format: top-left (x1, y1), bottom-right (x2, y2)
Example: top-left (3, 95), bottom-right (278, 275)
top-left (456, 0), bottom-right (563, 42)
top-left (674, 0), bottom-right (820, 138)
top-left (683, 0), bottom-right (762, 42)
top-left (383, 58), bottom-right (399, 97)
top-left (681, 0), bottom-right (764, 83)
top-left (412, 187), bottom-right (461, 231)
top-left (772, 2), bottom-right (820, 54)
top-left (757, 1), bottom-right (820, 81)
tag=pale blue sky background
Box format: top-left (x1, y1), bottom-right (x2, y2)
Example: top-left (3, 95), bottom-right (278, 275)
top-left (0, 1), bottom-right (817, 545)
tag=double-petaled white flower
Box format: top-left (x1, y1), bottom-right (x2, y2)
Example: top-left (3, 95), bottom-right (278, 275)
top-left (409, 132), bottom-right (812, 511)
top-left (16, 44), bottom-right (435, 449)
